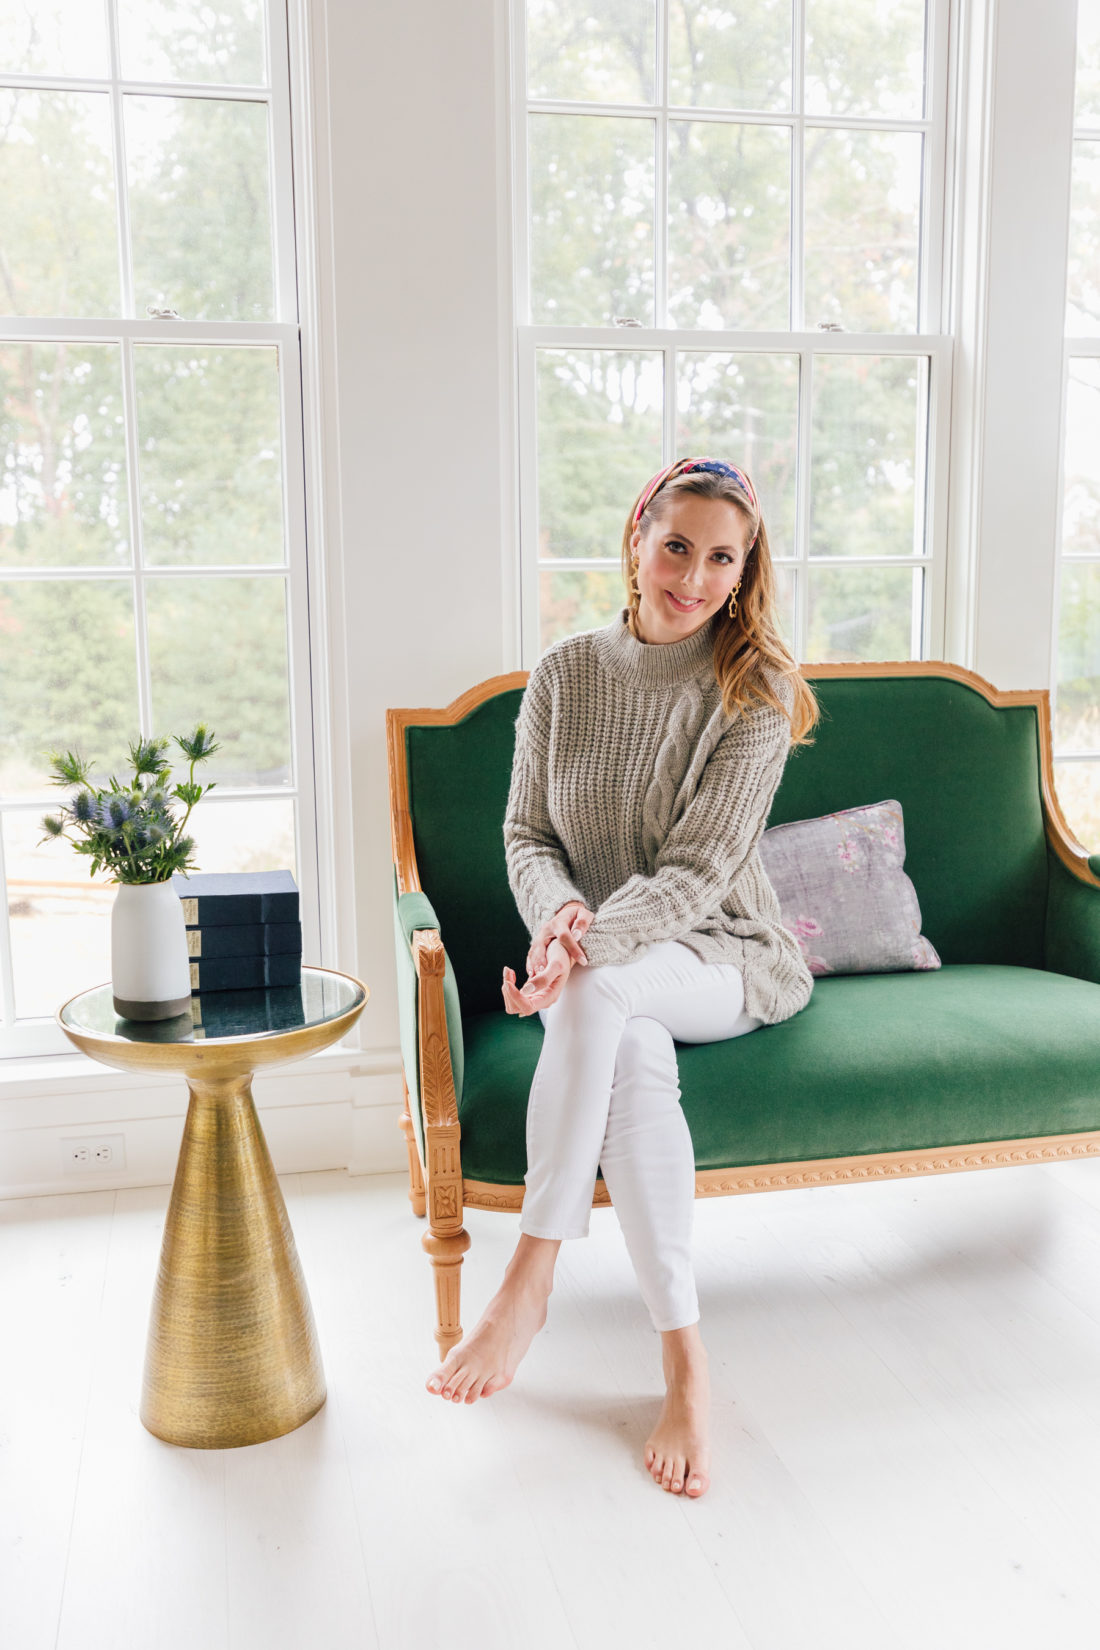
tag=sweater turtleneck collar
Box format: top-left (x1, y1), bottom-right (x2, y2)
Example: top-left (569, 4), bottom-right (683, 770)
top-left (594, 606), bottom-right (719, 689)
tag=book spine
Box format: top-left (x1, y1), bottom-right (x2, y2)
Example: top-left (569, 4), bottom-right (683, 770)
top-left (190, 956), bottom-right (265, 991)
top-left (179, 893), bottom-right (264, 927)
top-left (260, 892), bottom-right (300, 923)
top-left (185, 923), bottom-right (303, 959)
top-left (265, 954), bottom-right (302, 987)
top-left (189, 954), bottom-right (303, 992)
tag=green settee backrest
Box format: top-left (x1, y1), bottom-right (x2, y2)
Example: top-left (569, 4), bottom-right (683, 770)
top-left (404, 670), bottom-right (1049, 1016)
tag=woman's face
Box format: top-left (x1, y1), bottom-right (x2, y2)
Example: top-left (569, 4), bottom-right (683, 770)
top-left (630, 493), bottom-right (752, 644)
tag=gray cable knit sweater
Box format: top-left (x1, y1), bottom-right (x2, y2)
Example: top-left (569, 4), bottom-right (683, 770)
top-left (503, 605), bottom-right (815, 1026)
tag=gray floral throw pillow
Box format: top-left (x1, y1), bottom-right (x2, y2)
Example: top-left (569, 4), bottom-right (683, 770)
top-left (757, 799), bottom-right (942, 978)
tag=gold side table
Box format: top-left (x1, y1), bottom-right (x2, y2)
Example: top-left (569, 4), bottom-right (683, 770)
top-left (57, 966), bottom-right (368, 1450)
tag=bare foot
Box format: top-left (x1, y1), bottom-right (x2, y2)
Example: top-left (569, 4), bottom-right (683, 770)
top-left (425, 1269), bottom-right (553, 1405)
top-left (644, 1327), bottom-right (711, 1497)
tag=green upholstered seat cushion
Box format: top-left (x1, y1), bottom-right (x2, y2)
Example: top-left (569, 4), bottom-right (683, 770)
top-left (456, 964), bottom-right (1100, 1185)
top-left (405, 675), bottom-right (1050, 1016)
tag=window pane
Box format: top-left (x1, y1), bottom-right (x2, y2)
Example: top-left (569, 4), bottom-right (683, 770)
top-left (540, 566), bottom-right (627, 647)
top-left (179, 797), bottom-right (297, 879)
top-left (1053, 760), bottom-right (1100, 853)
top-left (0, 0), bottom-right (108, 77)
top-left (676, 352), bottom-right (799, 557)
top-left (668, 0), bottom-right (792, 113)
top-left (536, 349), bottom-right (663, 558)
top-left (1076, 0), bottom-right (1100, 126)
top-left (773, 560), bottom-right (795, 646)
top-left (0, 343), bottom-right (130, 569)
top-left (667, 119), bottom-right (791, 330)
top-left (134, 345), bottom-right (283, 567)
top-left (1062, 359), bottom-right (1100, 558)
top-left (810, 354), bottom-right (927, 557)
top-left (4, 810), bottom-right (112, 1019)
top-left (528, 113), bottom-right (655, 325)
top-left (145, 575), bottom-right (292, 787)
top-left (117, 0), bottom-right (267, 86)
top-left (1067, 140), bottom-right (1100, 338)
top-left (0, 90), bottom-right (119, 318)
top-left (806, 564), bottom-right (922, 661)
top-left (0, 578), bottom-right (138, 799)
top-left (526, 0), bottom-right (655, 104)
top-left (804, 128), bottom-right (922, 332)
top-left (125, 94), bottom-right (274, 321)
top-left (805, 0), bottom-right (926, 119)
top-left (1056, 562), bottom-right (1100, 752)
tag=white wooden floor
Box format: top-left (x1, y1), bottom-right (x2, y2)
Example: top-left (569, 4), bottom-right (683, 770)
top-left (6, 1158), bottom-right (1100, 1650)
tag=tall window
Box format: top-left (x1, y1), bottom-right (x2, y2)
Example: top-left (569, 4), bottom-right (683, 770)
top-left (1055, 0), bottom-right (1100, 849)
top-left (515, 0), bottom-right (952, 662)
top-left (0, 0), bottom-right (316, 1058)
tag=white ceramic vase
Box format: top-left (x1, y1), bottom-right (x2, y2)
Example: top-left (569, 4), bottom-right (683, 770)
top-left (111, 880), bottom-right (193, 1021)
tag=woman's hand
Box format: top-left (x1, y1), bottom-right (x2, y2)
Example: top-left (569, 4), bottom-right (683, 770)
top-left (502, 937), bottom-right (574, 1016)
top-left (526, 899), bottom-right (595, 980)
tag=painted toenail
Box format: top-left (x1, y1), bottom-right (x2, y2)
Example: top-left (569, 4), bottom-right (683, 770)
top-left (690, 1478), bottom-right (701, 1488)
top-left (428, 1378), bottom-right (441, 1391)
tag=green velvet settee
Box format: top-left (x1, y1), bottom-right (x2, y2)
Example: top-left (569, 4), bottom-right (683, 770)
top-left (388, 660), bottom-right (1100, 1357)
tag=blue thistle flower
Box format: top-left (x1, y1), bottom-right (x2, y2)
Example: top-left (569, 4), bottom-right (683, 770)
top-left (72, 790), bottom-right (98, 824)
top-left (100, 795), bottom-right (132, 830)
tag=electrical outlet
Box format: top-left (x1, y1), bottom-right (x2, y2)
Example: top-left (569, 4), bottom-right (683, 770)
top-left (61, 1134), bottom-right (126, 1174)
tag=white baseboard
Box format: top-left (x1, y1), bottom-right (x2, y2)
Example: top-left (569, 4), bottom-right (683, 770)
top-left (0, 1050), bottom-right (410, 1200)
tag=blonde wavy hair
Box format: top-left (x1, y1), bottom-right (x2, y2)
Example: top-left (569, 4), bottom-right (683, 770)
top-left (623, 464), bottom-right (820, 748)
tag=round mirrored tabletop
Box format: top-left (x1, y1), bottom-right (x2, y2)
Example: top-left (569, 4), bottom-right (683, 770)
top-left (60, 965), bottom-right (365, 1043)
top-left (57, 965), bottom-right (367, 1079)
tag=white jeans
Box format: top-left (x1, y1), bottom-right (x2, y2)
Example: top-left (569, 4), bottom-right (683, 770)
top-left (519, 938), bottom-right (764, 1331)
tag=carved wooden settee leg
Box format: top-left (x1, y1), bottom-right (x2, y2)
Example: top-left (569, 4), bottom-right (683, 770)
top-left (422, 1226), bottom-right (472, 1358)
top-left (422, 1121), bottom-right (470, 1357)
top-left (399, 1077), bottom-right (427, 1218)
top-left (411, 931), bottom-right (469, 1357)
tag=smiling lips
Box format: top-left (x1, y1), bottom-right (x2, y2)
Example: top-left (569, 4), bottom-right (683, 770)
top-left (666, 591), bottom-right (704, 611)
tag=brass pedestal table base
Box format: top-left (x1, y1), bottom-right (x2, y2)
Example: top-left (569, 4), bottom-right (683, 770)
top-left (58, 967), bottom-right (369, 1450)
top-left (143, 1070), bottom-right (325, 1448)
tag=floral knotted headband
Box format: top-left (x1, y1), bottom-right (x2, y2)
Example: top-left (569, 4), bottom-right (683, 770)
top-left (633, 455), bottom-right (759, 545)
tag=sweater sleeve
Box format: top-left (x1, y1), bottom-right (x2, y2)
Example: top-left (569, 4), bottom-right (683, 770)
top-left (503, 659), bottom-right (587, 940)
top-left (579, 673), bottom-right (795, 968)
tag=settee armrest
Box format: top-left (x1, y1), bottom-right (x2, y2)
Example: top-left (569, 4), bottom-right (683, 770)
top-left (392, 873), bottom-right (466, 1165)
top-left (1045, 845), bottom-right (1100, 986)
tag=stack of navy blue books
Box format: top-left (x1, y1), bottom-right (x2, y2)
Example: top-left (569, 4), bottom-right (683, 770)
top-left (170, 870), bottom-right (302, 996)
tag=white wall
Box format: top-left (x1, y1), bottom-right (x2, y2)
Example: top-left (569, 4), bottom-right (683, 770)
top-left (959, 0), bottom-right (1078, 691)
top-left (314, 0), bottom-right (516, 1055)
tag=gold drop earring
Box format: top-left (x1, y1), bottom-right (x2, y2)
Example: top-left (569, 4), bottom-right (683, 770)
top-left (727, 578), bottom-right (743, 620)
top-left (629, 556), bottom-right (642, 601)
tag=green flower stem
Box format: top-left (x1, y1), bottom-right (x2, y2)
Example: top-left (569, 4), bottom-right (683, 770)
top-left (170, 752), bottom-right (200, 853)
